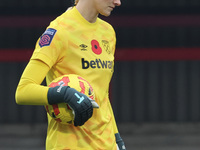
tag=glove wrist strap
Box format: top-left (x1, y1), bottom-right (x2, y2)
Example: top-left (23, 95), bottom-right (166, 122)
top-left (47, 86), bottom-right (70, 105)
top-left (115, 133), bottom-right (123, 143)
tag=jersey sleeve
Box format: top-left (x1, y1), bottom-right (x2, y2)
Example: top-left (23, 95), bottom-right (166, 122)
top-left (15, 59), bottom-right (50, 105)
top-left (108, 100), bottom-right (119, 134)
top-left (31, 26), bottom-right (67, 68)
top-left (110, 25), bottom-right (118, 134)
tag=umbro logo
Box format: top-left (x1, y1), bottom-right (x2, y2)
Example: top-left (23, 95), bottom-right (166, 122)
top-left (79, 44), bottom-right (88, 51)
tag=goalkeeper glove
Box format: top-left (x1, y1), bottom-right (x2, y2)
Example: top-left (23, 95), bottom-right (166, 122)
top-left (47, 86), bottom-right (98, 126)
top-left (115, 133), bottom-right (126, 150)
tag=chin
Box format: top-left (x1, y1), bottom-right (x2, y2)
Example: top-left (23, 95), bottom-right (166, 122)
top-left (100, 12), bottom-right (111, 17)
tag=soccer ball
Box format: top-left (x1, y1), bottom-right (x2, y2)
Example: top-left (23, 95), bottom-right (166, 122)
top-left (45, 74), bottom-right (95, 124)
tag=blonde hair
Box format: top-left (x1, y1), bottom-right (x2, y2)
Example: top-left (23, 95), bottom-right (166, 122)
top-left (75, 0), bottom-right (79, 5)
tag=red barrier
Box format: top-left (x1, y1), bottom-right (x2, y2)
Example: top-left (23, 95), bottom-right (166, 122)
top-left (0, 49), bottom-right (33, 62)
top-left (102, 15), bottom-right (200, 27)
top-left (1, 15), bottom-right (200, 28)
top-left (116, 48), bottom-right (200, 61)
top-left (0, 16), bottom-right (55, 28)
top-left (1, 48), bottom-right (200, 62)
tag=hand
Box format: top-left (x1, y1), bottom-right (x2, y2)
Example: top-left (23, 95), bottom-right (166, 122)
top-left (115, 133), bottom-right (126, 150)
top-left (65, 87), bottom-right (97, 126)
top-left (48, 86), bottom-right (99, 126)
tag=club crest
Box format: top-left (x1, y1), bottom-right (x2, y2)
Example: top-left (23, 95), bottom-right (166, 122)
top-left (102, 40), bottom-right (111, 54)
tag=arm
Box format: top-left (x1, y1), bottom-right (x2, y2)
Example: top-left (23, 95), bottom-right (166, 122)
top-left (15, 59), bottom-right (97, 126)
top-left (15, 59), bottom-right (50, 105)
top-left (108, 100), bottom-right (118, 134)
top-left (108, 100), bottom-right (126, 150)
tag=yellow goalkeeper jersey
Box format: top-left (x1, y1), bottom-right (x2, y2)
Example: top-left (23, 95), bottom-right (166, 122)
top-left (31, 7), bottom-right (118, 150)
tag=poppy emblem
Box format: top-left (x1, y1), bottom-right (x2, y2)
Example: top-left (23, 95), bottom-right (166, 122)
top-left (91, 40), bottom-right (102, 55)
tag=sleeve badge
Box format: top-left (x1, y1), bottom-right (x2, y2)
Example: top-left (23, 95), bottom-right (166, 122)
top-left (39, 28), bottom-right (57, 48)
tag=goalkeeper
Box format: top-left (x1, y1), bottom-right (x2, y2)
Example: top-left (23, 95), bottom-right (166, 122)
top-left (15, 0), bottom-right (126, 149)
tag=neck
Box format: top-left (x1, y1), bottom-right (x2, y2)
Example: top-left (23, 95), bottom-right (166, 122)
top-left (75, 2), bottom-right (99, 23)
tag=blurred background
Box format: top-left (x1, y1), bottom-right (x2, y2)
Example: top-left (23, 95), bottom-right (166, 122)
top-left (1, 0), bottom-right (200, 149)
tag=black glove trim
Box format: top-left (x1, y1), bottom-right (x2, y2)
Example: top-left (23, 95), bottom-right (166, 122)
top-left (47, 86), bottom-right (70, 105)
top-left (115, 133), bottom-right (126, 150)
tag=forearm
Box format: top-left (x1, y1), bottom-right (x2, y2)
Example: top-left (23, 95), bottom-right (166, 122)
top-left (16, 80), bottom-right (49, 105)
top-left (108, 100), bottom-right (119, 134)
top-left (15, 59), bottom-right (50, 105)
top-left (108, 100), bottom-right (126, 149)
